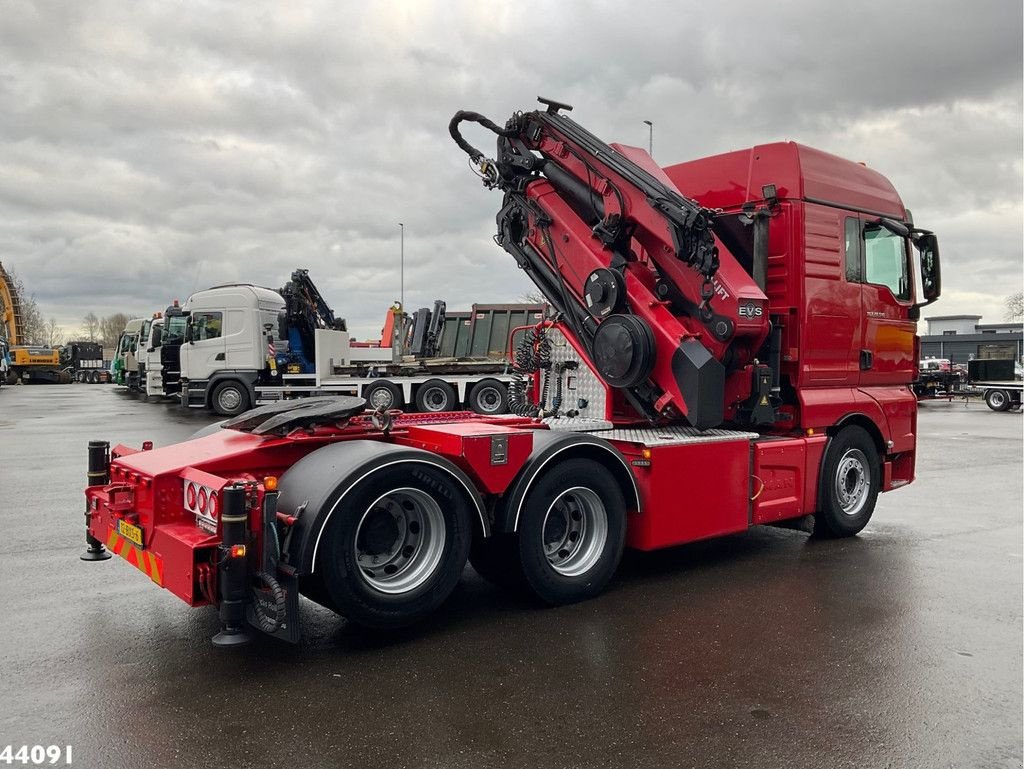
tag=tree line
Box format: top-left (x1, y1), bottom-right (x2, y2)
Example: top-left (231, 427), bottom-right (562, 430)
top-left (3, 265), bottom-right (132, 349)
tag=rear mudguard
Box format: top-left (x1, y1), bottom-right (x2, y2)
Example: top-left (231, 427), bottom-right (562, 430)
top-left (276, 440), bottom-right (488, 575)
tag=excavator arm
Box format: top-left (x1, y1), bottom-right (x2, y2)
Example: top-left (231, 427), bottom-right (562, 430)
top-left (450, 99), bottom-right (771, 429)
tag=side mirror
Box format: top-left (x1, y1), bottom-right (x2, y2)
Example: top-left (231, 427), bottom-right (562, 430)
top-left (915, 232), bottom-right (941, 305)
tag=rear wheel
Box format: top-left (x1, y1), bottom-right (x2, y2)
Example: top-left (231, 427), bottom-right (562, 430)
top-left (363, 380), bottom-right (403, 411)
top-left (515, 458), bottom-right (626, 605)
top-left (211, 380), bottom-right (251, 416)
top-left (468, 379), bottom-right (509, 415)
top-left (985, 389), bottom-right (1011, 412)
top-left (318, 465), bottom-right (473, 628)
top-left (415, 379), bottom-right (457, 413)
top-left (815, 425), bottom-right (880, 537)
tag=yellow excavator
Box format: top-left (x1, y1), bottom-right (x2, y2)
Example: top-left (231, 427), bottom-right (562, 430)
top-left (0, 261), bottom-right (69, 385)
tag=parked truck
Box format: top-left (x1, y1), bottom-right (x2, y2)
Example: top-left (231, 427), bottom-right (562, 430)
top-left (81, 99), bottom-right (940, 647)
top-left (967, 358), bottom-right (1022, 411)
top-left (110, 318), bottom-right (147, 390)
top-left (142, 302), bottom-right (188, 398)
top-left (64, 341), bottom-right (108, 383)
top-left (177, 271), bottom-right (542, 416)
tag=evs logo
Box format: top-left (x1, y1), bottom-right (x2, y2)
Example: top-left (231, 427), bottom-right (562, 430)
top-left (738, 303), bottom-right (764, 319)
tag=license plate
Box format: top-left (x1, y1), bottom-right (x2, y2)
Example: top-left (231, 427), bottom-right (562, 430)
top-left (117, 519), bottom-right (144, 548)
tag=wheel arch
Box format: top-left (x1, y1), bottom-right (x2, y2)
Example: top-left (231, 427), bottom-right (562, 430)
top-left (494, 431), bottom-right (640, 534)
top-left (205, 370), bottom-right (259, 409)
top-left (276, 440), bottom-right (488, 575)
top-left (827, 412), bottom-right (887, 459)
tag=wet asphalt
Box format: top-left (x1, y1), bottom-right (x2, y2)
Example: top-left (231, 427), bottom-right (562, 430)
top-left (0, 385), bottom-right (1020, 769)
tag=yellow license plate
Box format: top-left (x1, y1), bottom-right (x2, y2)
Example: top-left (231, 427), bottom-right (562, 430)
top-left (117, 519), bottom-right (144, 548)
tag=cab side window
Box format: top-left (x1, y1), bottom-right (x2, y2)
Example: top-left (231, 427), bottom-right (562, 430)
top-left (192, 311), bottom-right (223, 341)
top-left (864, 225), bottom-right (911, 300)
top-left (844, 217), bottom-right (862, 282)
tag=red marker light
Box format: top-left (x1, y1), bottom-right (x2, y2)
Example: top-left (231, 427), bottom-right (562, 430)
top-left (230, 544), bottom-right (247, 558)
top-left (208, 492), bottom-right (218, 519)
top-left (198, 487), bottom-right (208, 514)
top-left (186, 482), bottom-right (197, 509)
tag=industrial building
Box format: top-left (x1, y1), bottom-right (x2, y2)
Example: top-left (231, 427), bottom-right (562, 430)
top-left (921, 315), bottom-right (1023, 363)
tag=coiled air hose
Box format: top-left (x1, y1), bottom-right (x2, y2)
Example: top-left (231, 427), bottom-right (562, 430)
top-left (509, 324), bottom-right (551, 416)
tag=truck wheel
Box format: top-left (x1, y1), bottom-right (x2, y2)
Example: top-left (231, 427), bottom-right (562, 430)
top-left (211, 380), bottom-right (251, 416)
top-left (468, 379), bottom-right (509, 415)
top-left (814, 425), bottom-right (880, 538)
top-left (985, 389), bottom-right (1011, 412)
top-left (469, 533), bottom-right (525, 588)
top-left (318, 465), bottom-right (473, 628)
top-left (415, 379), bottom-right (457, 413)
top-left (515, 458), bottom-right (626, 605)
top-left (363, 380), bottom-right (403, 411)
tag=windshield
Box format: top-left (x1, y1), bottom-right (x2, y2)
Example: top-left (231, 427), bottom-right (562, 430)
top-left (165, 316), bottom-right (187, 341)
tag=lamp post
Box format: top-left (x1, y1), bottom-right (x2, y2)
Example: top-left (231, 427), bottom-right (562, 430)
top-left (643, 120), bottom-right (653, 157)
top-left (398, 222), bottom-right (404, 310)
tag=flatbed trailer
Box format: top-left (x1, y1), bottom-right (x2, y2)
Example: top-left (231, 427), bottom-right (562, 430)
top-left (970, 380), bottom-right (1022, 411)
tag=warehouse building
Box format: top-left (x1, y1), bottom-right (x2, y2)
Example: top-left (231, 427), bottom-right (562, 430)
top-left (920, 315), bottom-right (1023, 363)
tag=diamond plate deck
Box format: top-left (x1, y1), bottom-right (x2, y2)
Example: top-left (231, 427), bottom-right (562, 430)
top-left (582, 425), bottom-right (758, 446)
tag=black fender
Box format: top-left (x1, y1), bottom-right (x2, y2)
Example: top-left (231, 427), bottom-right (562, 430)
top-left (205, 370), bottom-right (260, 407)
top-left (493, 430), bottom-right (641, 534)
top-left (276, 440), bottom-right (488, 575)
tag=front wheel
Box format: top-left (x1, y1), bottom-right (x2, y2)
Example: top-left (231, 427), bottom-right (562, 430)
top-left (985, 389), bottom-right (1011, 412)
top-left (318, 465), bottom-right (473, 628)
top-left (516, 458), bottom-right (626, 605)
top-left (211, 380), bottom-right (251, 416)
top-left (815, 425), bottom-right (880, 537)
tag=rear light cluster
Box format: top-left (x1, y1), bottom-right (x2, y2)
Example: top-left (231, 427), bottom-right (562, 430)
top-left (184, 480), bottom-right (219, 521)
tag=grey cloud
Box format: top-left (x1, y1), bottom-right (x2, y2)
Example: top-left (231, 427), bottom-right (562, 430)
top-left (0, 0), bottom-right (1019, 338)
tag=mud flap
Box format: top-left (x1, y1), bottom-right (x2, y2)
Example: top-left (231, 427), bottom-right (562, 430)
top-left (247, 567), bottom-right (301, 644)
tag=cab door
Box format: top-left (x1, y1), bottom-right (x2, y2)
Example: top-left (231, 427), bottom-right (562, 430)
top-left (186, 311), bottom-right (226, 380)
top-left (857, 220), bottom-right (916, 386)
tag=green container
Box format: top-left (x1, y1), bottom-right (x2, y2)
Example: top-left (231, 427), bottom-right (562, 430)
top-left (467, 304), bottom-right (546, 359)
top-left (439, 312), bottom-right (472, 358)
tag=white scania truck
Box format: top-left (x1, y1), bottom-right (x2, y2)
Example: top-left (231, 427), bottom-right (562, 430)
top-left (177, 281), bottom-right (535, 416)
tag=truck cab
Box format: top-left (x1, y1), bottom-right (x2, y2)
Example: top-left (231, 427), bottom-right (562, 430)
top-left (153, 302), bottom-right (188, 397)
top-left (179, 284), bottom-right (285, 415)
top-left (112, 318), bottom-right (146, 389)
top-left (140, 316), bottom-right (164, 396)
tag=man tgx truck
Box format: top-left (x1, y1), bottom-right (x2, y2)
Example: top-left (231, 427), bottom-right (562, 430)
top-left (81, 99), bottom-right (940, 647)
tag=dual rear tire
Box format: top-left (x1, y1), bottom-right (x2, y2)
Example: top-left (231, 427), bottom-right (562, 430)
top-left (470, 458), bottom-right (627, 605)
top-left (306, 464), bottom-right (474, 629)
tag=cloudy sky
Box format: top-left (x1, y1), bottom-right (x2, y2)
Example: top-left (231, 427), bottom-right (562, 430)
top-left (1, 0), bottom-right (1021, 340)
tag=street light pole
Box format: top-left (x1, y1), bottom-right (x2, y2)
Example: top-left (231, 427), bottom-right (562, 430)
top-left (643, 120), bottom-right (653, 157)
top-left (398, 222), bottom-right (404, 310)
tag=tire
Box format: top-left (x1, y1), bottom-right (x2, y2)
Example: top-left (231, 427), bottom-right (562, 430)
top-left (469, 533), bottom-right (525, 589)
top-left (985, 389), bottom-right (1011, 412)
top-left (363, 380), bottom-right (403, 411)
top-left (814, 425), bottom-right (880, 538)
top-left (89, 371), bottom-right (100, 384)
top-left (317, 465), bottom-right (473, 628)
top-left (515, 458), bottom-right (626, 605)
top-left (211, 380), bottom-right (251, 416)
top-left (415, 379), bottom-right (457, 413)
top-left (468, 379), bottom-right (509, 415)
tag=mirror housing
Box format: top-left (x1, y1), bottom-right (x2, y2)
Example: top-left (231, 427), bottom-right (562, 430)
top-left (914, 231), bottom-right (941, 306)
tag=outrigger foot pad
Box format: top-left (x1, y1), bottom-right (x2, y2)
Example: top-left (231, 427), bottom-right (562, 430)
top-left (80, 546), bottom-right (112, 561)
top-left (212, 628), bottom-right (252, 648)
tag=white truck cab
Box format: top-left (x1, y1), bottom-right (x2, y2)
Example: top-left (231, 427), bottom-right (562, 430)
top-left (141, 317), bottom-right (164, 397)
top-left (113, 318), bottom-right (147, 389)
top-left (179, 284), bottom-right (285, 414)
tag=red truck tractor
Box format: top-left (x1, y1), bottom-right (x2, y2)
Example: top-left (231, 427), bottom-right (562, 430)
top-left (82, 100), bottom-right (941, 646)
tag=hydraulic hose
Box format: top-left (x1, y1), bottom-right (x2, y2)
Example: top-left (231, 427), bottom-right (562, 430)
top-left (448, 110), bottom-right (515, 163)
